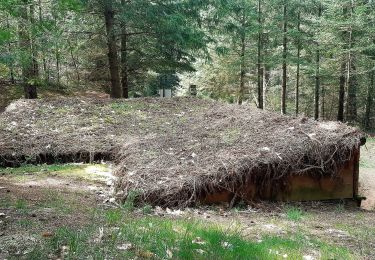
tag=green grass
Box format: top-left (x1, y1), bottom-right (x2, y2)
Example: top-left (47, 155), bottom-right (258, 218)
top-left (105, 209), bottom-right (123, 226)
top-left (36, 189), bottom-right (73, 214)
top-left (0, 164), bottom-right (85, 175)
top-left (0, 164), bottom-right (111, 185)
top-left (15, 199), bottom-right (28, 210)
top-left (26, 215), bottom-right (353, 260)
top-left (286, 206), bottom-right (304, 221)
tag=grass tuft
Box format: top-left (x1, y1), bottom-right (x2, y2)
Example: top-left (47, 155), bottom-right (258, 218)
top-left (286, 206), bottom-right (304, 221)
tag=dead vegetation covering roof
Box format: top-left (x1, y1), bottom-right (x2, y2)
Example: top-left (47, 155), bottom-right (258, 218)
top-left (0, 97), bottom-right (364, 207)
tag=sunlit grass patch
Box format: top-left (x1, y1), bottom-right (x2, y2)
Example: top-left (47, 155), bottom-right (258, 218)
top-left (0, 163), bottom-right (111, 184)
top-left (0, 164), bottom-right (85, 175)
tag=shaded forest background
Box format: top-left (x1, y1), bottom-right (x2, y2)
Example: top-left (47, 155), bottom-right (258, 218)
top-left (0, 0), bottom-right (374, 130)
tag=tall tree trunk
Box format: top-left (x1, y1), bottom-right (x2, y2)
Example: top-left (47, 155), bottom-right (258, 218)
top-left (346, 1), bottom-right (357, 124)
top-left (338, 5), bottom-right (349, 122)
top-left (314, 5), bottom-right (321, 120)
top-left (364, 70), bottom-right (374, 129)
top-left (68, 40), bottom-right (80, 84)
top-left (121, 0), bottom-right (129, 99)
top-left (321, 85), bottom-right (325, 120)
top-left (347, 61), bottom-right (357, 123)
top-left (281, 2), bottom-right (287, 114)
top-left (314, 30), bottom-right (320, 118)
top-left (56, 46), bottom-right (60, 84)
top-left (6, 14), bottom-right (15, 83)
top-left (337, 62), bottom-right (346, 122)
top-left (295, 11), bottom-right (301, 116)
top-left (38, 0), bottom-right (48, 81)
top-left (257, 0), bottom-right (263, 109)
top-left (18, 0), bottom-right (37, 99)
top-left (104, 1), bottom-right (122, 98)
top-left (30, 3), bottom-right (39, 78)
top-left (238, 10), bottom-right (246, 105)
top-left (238, 32), bottom-right (246, 105)
top-left (263, 64), bottom-right (269, 109)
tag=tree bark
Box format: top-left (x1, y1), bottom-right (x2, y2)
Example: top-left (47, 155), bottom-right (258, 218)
top-left (104, 1), bottom-right (122, 98)
top-left (257, 0), bottom-right (263, 109)
top-left (314, 6), bottom-right (322, 120)
top-left (68, 40), bottom-right (80, 84)
top-left (121, 0), bottom-right (129, 99)
top-left (281, 2), bottom-right (287, 114)
top-left (238, 11), bottom-right (246, 105)
top-left (364, 70), bottom-right (374, 129)
top-left (337, 62), bottom-right (346, 122)
top-left (347, 61), bottom-right (357, 123)
top-left (263, 65), bottom-right (269, 109)
top-left (295, 11), bottom-right (300, 116)
top-left (18, 0), bottom-right (37, 99)
top-left (30, 2), bottom-right (39, 78)
top-left (38, 0), bottom-right (48, 81)
top-left (6, 14), bottom-right (15, 83)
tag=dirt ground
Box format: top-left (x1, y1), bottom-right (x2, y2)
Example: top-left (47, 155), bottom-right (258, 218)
top-left (359, 138), bottom-right (375, 210)
top-left (0, 159), bottom-right (374, 259)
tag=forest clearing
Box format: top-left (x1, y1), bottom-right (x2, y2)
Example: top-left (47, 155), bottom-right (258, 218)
top-left (1, 0), bottom-right (375, 259)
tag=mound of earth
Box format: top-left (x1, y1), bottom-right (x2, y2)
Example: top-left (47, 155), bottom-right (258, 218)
top-left (0, 97), bottom-right (364, 207)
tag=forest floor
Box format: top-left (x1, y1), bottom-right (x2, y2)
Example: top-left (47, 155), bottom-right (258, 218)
top-left (0, 139), bottom-right (374, 260)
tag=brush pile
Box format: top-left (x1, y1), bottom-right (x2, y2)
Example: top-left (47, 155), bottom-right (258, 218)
top-left (0, 97), bottom-right (364, 207)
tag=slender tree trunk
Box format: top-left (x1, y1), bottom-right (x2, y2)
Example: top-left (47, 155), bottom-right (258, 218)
top-left (364, 70), bottom-right (374, 129)
top-left (314, 8), bottom-right (321, 120)
top-left (6, 14), bottom-right (15, 83)
top-left (121, 0), bottom-right (129, 99)
top-left (238, 10), bottom-right (246, 105)
top-left (295, 11), bottom-right (301, 116)
top-left (18, 0), bottom-right (37, 99)
top-left (68, 40), bottom-right (80, 84)
top-left (281, 2), bottom-right (287, 114)
top-left (337, 62), bottom-right (346, 122)
top-left (238, 32), bottom-right (246, 105)
top-left (30, 3), bottom-right (39, 78)
top-left (321, 85), bottom-right (325, 120)
top-left (346, 1), bottom-right (357, 124)
top-left (314, 5), bottom-right (322, 120)
top-left (338, 5), bottom-right (349, 122)
top-left (56, 46), bottom-right (60, 84)
top-left (347, 61), bottom-right (357, 123)
top-left (257, 0), bottom-right (263, 109)
top-left (104, 1), bottom-right (122, 98)
top-left (38, 0), bottom-right (48, 81)
top-left (263, 65), bottom-right (269, 109)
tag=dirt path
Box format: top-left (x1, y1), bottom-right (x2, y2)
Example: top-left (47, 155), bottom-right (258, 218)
top-left (359, 138), bottom-right (375, 210)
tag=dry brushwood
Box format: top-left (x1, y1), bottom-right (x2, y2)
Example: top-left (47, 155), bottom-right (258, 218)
top-left (0, 97), bottom-right (364, 207)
